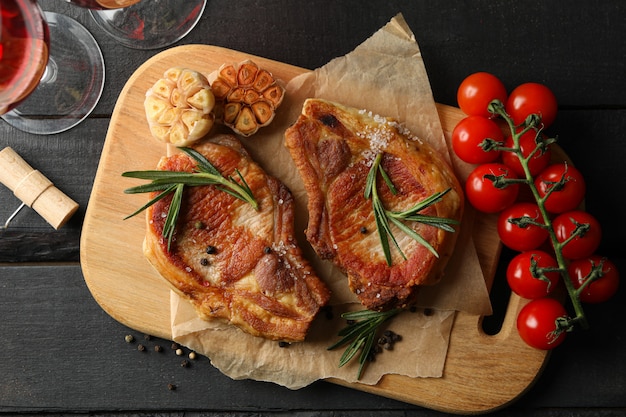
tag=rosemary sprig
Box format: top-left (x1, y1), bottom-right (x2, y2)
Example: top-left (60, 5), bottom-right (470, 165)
top-left (122, 147), bottom-right (258, 251)
top-left (327, 308), bottom-right (402, 379)
top-left (365, 153), bottom-right (459, 266)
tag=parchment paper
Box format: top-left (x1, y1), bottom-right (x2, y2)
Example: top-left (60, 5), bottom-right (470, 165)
top-left (170, 13), bottom-right (492, 389)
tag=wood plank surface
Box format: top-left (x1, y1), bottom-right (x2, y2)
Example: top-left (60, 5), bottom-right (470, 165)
top-left (79, 44), bottom-right (548, 414)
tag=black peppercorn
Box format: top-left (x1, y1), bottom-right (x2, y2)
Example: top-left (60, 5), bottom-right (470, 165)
top-left (360, 226), bottom-right (368, 234)
top-left (206, 245), bottom-right (217, 254)
top-left (263, 246), bottom-right (272, 254)
top-left (200, 258), bottom-right (209, 266)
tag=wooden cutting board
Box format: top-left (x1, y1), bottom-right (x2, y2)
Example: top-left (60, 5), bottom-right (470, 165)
top-left (80, 45), bottom-right (550, 414)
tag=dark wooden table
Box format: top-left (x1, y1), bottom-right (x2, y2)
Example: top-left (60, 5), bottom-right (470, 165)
top-left (1, 1), bottom-right (625, 416)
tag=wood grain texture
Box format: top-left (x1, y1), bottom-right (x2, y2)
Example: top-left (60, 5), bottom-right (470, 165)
top-left (80, 45), bottom-right (547, 414)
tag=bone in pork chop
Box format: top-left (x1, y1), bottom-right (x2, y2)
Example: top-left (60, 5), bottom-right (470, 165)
top-left (143, 134), bottom-right (330, 342)
top-left (285, 99), bottom-right (463, 311)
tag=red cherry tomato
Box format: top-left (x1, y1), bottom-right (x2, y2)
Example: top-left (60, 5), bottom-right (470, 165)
top-left (568, 255), bottom-right (619, 303)
top-left (497, 202), bottom-right (549, 251)
top-left (457, 72), bottom-right (508, 118)
top-left (507, 250), bottom-right (560, 299)
top-left (451, 116), bottom-right (503, 164)
top-left (506, 82), bottom-right (558, 128)
top-left (553, 210), bottom-right (602, 260)
top-left (517, 298), bottom-right (568, 350)
top-left (535, 163), bottom-right (586, 213)
top-left (501, 128), bottom-right (552, 177)
top-left (465, 163), bottom-right (520, 213)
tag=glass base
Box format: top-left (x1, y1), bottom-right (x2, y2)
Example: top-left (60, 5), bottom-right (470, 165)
top-left (1, 12), bottom-right (105, 135)
top-left (89, 0), bottom-right (207, 50)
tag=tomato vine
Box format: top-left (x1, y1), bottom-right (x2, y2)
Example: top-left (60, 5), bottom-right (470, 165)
top-left (455, 73), bottom-right (619, 349)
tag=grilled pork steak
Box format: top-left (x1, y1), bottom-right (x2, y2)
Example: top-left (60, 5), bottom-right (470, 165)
top-left (143, 134), bottom-right (330, 342)
top-left (285, 99), bottom-right (463, 311)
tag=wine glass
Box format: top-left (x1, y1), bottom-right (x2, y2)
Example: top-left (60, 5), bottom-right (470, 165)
top-left (1, 0), bottom-right (105, 135)
top-left (67, 0), bottom-right (207, 50)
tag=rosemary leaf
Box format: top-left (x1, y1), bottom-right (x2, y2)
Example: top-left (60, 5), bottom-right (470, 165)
top-left (123, 184), bottom-right (178, 220)
top-left (393, 214), bottom-right (459, 231)
top-left (364, 152), bottom-right (457, 265)
top-left (179, 146), bottom-right (222, 176)
top-left (388, 216), bottom-right (439, 258)
top-left (328, 308), bottom-right (402, 379)
top-left (338, 337), bottom-right (365, 368)
top-left (392, 188), bottom-right (451, 217)
top-left (378, 159), bottom-right (397, 195)
top-left (372, 199), bottom-right (392, 264)
top-left (122, 147), bottom-right (258, 251)
top-left (122, 170), bottom-right (195, 180)
top-left (123, 182), bottom-right (180, 194)
top-left (364, 157), bottom-right (378, 199)
top-left (163, 184), bottom-right (184, 251)
top-left (358, 331), bottom-right (377, 378)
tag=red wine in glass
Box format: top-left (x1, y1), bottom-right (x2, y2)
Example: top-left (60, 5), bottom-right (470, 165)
top-left (0, 0), bottom-right (49, 114)
top-left (64, 0), bottom-right (141, 10)
top-left (1, 0), bottom-right (105, 135)
top-left (66, 0), bottom-right (207, 50)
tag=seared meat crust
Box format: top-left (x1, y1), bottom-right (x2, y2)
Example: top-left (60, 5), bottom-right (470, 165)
top-left (143, 134), bottom-right (330, 342)
top-left (285, 99), bottom-right (463, 311)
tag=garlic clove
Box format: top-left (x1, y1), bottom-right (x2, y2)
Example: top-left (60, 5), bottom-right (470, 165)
top-left (144, 67), bottom-right (216, 146)
top-left (210, 60), bottom-right (285, 137)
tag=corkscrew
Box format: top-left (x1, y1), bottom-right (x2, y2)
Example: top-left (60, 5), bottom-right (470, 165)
top-left (0, 147), bottom-right (78, 229)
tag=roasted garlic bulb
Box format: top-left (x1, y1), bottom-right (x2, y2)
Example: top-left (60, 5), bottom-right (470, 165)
top-left (144, 67), bottom-right (215, 147)
top-left (211, 60), bottom-right (285, 137)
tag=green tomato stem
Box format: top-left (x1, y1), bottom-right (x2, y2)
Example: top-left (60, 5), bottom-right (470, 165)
top-left (489, 100), bottom-right (589, 331)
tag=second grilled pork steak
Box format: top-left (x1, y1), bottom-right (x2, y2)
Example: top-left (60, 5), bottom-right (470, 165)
top-left (143, 135), bottom-right (330, 342)
top-left (285, 99), bottom-right (463, 311)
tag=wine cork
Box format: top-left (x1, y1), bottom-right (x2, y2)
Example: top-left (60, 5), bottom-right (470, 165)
top-left (0, 147), bottom-right (79, 229)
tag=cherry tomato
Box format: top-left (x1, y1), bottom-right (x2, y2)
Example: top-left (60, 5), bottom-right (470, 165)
top-left (568, 255), bottom-right (619, 303)
top-left (517, 298), bottom-right (568, 350)
top-left (465, 163), bottom-right (520, 213)
top-left (452, 116), bottom-right (503, 164)
top-left (553, 210), bottom-right (602, 260)
top-left (507, 250), bottom-right (560, 299)
top-left (457, 72), bottom-right (508, 118)
top-left (501, 128), bottom-right (552, 177)
top-left (535, 163), bottom-right (586, 213)
top-left (497, 202), bottom-right (548, 251)
top-left (505, 82), bottom-right (558, 128)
